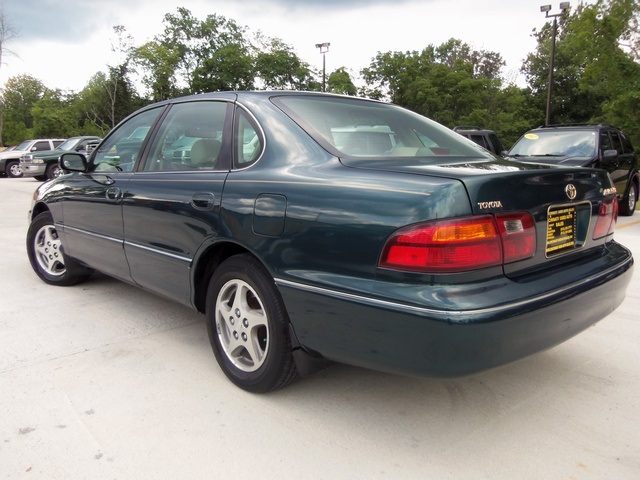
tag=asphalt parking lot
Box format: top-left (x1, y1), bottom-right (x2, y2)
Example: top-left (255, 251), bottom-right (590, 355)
top-left (1, 177), bottom-right (639, 480)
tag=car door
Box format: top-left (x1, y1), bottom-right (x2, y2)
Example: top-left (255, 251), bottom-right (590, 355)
top-left (31, 140), bottom-right (54, 152)
top-left (122, 99), bottom-right (233, 307)
top-left (611, 129), bottom-right (636, 196)
top-left (60, 107), bottom-right (165, 281)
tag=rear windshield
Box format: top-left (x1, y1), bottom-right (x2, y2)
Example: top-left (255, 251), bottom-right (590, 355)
top-left (271, 95), bottom-right (490, 160)
top-left (509, 130), bottom-right (597, 158)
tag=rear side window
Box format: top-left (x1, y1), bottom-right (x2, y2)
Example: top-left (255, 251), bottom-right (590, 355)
top-left (488, 134), bottom-right (504, 153)
top-left (610, 131), bottom-right (624, 154)
top-left (600, 131), bottom-right (613, 153)
top-left (468, 134), bottom-right (488, 149)
top-left (234, 109), bottom-right (263, 168)
top-left (619, 131), bottom-right (634, 154)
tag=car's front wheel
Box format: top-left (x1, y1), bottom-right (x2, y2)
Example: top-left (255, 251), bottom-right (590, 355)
top-left (620, 181), bottom-right (637, 216)
top-left (46, 162), bottom-right (63, 180)
top-left (26, 212), bottom-right (92, 286)
top-left (205, 254), bottom-right (298, 393)
top-left (6, 160), bottom-right (23, 178)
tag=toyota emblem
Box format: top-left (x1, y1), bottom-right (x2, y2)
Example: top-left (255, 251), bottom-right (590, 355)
top-left (565, 184), bottom-right (577, 200)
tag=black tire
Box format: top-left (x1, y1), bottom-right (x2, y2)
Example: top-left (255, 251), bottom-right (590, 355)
top-left (619, 182), bottom-right (637, 216)
top-left (34, 175), bottom-right (48, 181)
top-left (45, 162), bottom-right (63, 180)
top-left (26, 211), bottom-right (92, 286)
top-left (6, 160), bottom-right (23, 178)
top-left (205, 254), bottom-right (298, 393)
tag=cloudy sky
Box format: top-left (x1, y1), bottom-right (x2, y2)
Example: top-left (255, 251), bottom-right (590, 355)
top-left (1, 0), bottom-right (585, 93)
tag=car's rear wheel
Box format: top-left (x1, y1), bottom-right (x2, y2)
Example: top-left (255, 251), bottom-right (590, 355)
top-left (26, 212), bottom-right (92, 286)
top-left (205, 254), bottom-right (298, 393)
top-left (620, 182), bottom-right (637, 216)
top-left (6, 160), bottom-right (23, 178)
top-left (46, 162), bottom-right (63, 180)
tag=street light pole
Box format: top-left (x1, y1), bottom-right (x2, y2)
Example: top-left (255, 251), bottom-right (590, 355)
top-left (540, 3), bottom-right (571, 126)
top-left (315, 42), bottom-right (330, 92)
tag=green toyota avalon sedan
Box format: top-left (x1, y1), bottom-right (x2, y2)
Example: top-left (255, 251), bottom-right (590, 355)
top-left (27, 92), bottom-right (633, 392)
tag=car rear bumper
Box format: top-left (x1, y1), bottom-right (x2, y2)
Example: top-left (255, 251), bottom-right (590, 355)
top-left (277, 243), bottom-right (633, 378)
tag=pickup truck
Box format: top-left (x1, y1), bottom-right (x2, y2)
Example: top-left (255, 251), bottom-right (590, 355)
top-left (0, 138), bottom-right (66, 178)
top-left (453, 126), bottom-right (505, 156)
top-left (20, 136), bottom-right (102, 180)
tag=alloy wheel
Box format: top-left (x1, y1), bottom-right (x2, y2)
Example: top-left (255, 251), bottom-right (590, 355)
top-left (215, 279), bottom-right (269, 372)
top-left (33, 224), bottom-right (66, 277)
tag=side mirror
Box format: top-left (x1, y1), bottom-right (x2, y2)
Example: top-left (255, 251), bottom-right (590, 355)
top-left (600, 149), bottom-right (619, 166)
top-left (60, 152), bottom-right (88, 172)
top-left (85, 143), bottom-right (99, 156)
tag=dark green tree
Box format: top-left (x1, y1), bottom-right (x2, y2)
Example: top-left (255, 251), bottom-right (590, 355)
top-left (30, 89), bottom-right (78, 137)
top-left (158, 8), bottom-right (250, 93)
top-left (192, 41), bottom-right (255, 92)
top-left (361, 48), bottom-right (436, 103)
top-left (132, 40), bottom-right (183, 101)
top-left (327, 67), bottom-right (357, 95)
top-left (360, 39), bottom-right (540, 147)
top-left (522, 0), bottom-right (640, 144)
top-left (1, 74), bottom-right (46, 144)
top-left (570, 0), bottom-right (640, 144)
top-left (254, 36), bottom-right (318, 90)
top-left (435, 38), bottom-right (505, 78)
top-left (75, 73), bottom-right (122, 136)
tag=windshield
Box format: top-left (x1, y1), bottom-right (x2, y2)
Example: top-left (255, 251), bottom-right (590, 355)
top-left (509, 130), bottom-right (597, 158)
top-left (15, 140), bottom-right (32, 151)
top-left (55, 138), bottom-right (81, 151)
top-left (272, 95), bottom-right (490, 160)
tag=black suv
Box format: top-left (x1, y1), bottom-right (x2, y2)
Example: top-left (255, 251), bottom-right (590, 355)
top-left (453, 126), bottom-right (505, 156)
top-left (506, 124), bottom-right (639, 216)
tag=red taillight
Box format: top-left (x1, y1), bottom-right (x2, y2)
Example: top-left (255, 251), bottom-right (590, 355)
top-left (495, 213), bottom-right (537, 263)
top-left (380, 213), bottom-right (536, 273)
top-left (593, 197), bottom-right (618, 239)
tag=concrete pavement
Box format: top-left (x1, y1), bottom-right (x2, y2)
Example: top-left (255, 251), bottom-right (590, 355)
top-left (1, 177), bottom-right (639, 479)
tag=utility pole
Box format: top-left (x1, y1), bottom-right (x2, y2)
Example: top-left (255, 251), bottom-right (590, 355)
top-left (315, 42), bottom-right (330, 92)
top-left (539, 3), bottom-right (571, 126)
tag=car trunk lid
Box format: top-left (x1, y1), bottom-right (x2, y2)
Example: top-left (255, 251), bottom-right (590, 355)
top-left (341, 156), bottom-right (616, 278)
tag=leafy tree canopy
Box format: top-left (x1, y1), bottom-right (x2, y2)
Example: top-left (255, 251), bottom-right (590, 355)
top-left (522, 0), bottom-right (640, 143)
top-left (1, 3), bottom-right (639, 149)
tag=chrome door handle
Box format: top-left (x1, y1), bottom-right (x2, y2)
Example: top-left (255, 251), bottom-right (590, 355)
top-left (191, 192), bottom-right (215, 210)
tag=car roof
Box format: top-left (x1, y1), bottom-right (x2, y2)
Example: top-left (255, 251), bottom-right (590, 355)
top-left (22, 138), bottom-right (67, 142)
top-left (116, 91), bottom-right (391, 130)
top-left (453, 125), bottom-right (497, 134)
top-left (148, 90), bottom-right (385, 108)
top-left (529, 123), bottom-right (616, 132)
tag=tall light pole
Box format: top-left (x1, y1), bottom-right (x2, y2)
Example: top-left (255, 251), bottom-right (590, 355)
top-left (315, 42), bottom-right (330, 92)
top-left (540, 2), bottom-right (571, 126)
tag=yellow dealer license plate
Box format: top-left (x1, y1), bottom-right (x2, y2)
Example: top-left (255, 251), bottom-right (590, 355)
top-left (546, 205), bottom-right (577, 256)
